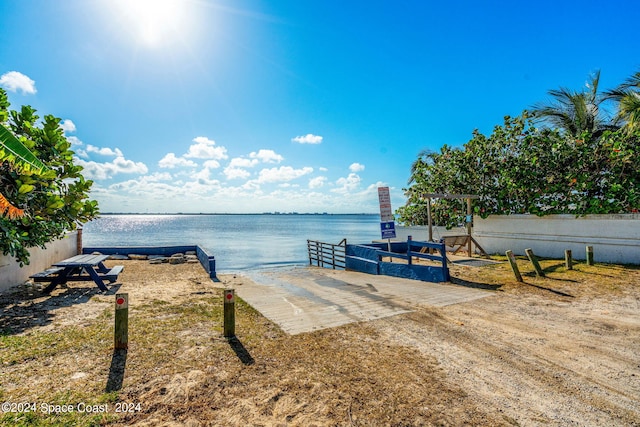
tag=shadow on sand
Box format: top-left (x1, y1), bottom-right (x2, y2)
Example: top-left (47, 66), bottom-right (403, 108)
top-left (227, 336), bottom-right (255, 365)
top-left (105, 348), bottom-right (128, 392)
top-left (0, 283), bottom-right (122, 335)
top-left (450, 277), bottom-right (502, 292)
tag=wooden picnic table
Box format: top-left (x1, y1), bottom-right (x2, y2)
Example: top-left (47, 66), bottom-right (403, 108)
top-left (30, 254), bottom-right (124, 294)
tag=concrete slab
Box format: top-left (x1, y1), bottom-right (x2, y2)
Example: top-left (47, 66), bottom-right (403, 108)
top-left (237, 266), bottom-right (493, 335)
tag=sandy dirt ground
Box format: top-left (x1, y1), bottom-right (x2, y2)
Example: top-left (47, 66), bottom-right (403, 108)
top-left (1, 259), bottom-right (639, 426)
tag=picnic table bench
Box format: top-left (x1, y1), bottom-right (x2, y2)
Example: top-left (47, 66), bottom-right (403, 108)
top-left (30, 254), bottom-right (124, 294)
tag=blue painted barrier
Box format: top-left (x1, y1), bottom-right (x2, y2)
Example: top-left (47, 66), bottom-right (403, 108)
top-left (345, 237), bottom-right (449, 283)
top-left (82, 245), bottom-right (218, 281)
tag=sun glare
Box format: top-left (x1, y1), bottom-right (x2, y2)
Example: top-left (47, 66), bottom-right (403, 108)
top-left (112, 0), bottom-right (192, 47)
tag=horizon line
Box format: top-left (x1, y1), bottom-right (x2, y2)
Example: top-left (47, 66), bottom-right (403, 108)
top-left (97, 212), bottom-right (382, 216)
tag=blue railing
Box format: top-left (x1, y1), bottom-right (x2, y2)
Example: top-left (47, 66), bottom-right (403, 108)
top-left (345, 236), bottom-right (450, 283)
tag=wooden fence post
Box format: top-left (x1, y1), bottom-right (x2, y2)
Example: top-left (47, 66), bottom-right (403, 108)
top-left (565, 249), bottom-right (573, 270)
top-left (114, 294), bottom-right (128, 349)
top-left (224, 289), bottom-right (235, 338)
top-left (586, 246), bottom-right (594, 266)
top-left (525, 248), bottom-right (545, 277)
top-left (76, 228), bottom-right (83, 255)
top-left (441, 240), bottom-right (450, 282)
top-left (506, 250), bottom-right (523, 282)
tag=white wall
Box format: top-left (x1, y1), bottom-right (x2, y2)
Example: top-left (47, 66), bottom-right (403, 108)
top-left (473, 214), bottom-right (640, 264)
top-left (0, 231), bottom-right (79, 293)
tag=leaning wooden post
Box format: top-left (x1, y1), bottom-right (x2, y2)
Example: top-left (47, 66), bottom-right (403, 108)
top-left (586, 246), bottom-right (594, 266)
top-left (224, 289), bottom-right (235, 338)
top-left (506, 250), bottom-right (523, 282)
top-left (525, 248), bottom-right (545, 277)
top-left (114, 294), bottom-right (129, 349)
top-left (565, 249), bottom-right (573, 270)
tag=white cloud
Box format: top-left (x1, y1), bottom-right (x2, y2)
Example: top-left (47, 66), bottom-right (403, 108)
top-left (108, 179), bottom-right (177, 196)
top-left (203, 159), bottom-right (221, 169)
top-left (158, 153), bottom-right (197, 169)
top-left (0, 71), bottom-right (37, 94)
top-left (60, 119), bottom-right (76, 133)
top-left (309, 176), bottom-right (327, 189)
top-left (68, 136), bottom-right (85, 159)
top-left (67, 136), bottom-right (83, 146)
top-left (292, 134), bottom-right (323, 144)
top-left (349, 162), bottom-right (365, 172)
top-left (229, 157), bottom-right (259, 168)
top-left (113, 157), bottom-right (148, 174)
top-left (250, 149), bottom-right (283, 163)
top-left (86, 145), bottom-right (124, 157)
top-left (257, 166), bottom-right (313, 183)
top-left (333, 173), bottom-right (361, 194)
top-left (224, 166), bottom-right (251, 180)
top-left (319, 167), bottom-right (328, 172)
top-left (145, 172), bottom-right (173, 181)
top-left (184, 136), bottom-right (228, 160)
top-left (190, 167), bottom-right (221, 186)
top-left (76, 156), bottom-right (148, 180)
top-left (193, 136), bottom-right (214, 145)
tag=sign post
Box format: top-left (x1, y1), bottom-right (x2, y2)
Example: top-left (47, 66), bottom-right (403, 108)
top-left (378, 187), bottom-right (396, 258)
top-left (224, 289), bottom-right (235, 338)
top-left (114, 293), bottom-right (128, 349)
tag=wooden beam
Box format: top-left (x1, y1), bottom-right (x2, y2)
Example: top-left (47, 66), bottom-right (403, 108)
top-left (421, 193), bottom-right (480, 199)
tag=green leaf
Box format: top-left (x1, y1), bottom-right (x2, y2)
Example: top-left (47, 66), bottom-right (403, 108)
top-left (0, 124), bottom-right (49, 174)
top-left (17, 184), bottom-right (35, 194)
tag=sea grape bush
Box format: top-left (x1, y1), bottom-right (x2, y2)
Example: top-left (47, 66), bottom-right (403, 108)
top-left (0, 89), bottom-right (99, 265)
top-left (398, 113), bottom-right (640, 228)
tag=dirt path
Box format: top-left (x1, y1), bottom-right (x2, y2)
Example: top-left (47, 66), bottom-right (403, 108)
top-left (376, 291), bottom-right (640, 425)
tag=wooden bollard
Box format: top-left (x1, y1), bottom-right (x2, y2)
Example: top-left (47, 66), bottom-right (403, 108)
top-left (224, 289), bottom-right (235, 338)
top-left (525, 248), bottom-right (545, 277)
top-left (565, 249), bottom-right (573, 270)
top-left (506, 250), bottom-right (523, 282)
top-left (586, 246), bottom-right (594, 266)
top-left (114, 293), bottom-right (128, 349)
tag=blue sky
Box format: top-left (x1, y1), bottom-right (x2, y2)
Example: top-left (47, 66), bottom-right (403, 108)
top-left (1, 0), bottom-right (638, 214)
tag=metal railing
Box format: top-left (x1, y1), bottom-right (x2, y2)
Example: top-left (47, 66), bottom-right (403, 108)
top-left (307, 238), bottom-right (347, 269)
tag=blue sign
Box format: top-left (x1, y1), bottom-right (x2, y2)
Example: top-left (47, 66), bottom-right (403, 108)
top-left (380, 221), bottom-right (396, 239)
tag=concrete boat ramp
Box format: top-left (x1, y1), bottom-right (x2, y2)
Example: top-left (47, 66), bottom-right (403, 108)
top-left (233, 266), bottom-right (493, 335)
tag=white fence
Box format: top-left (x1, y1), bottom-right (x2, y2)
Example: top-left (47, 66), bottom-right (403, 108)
top-left (0, 231), bottom-right (80, 293)
top-left (397, 214), bottom-right (640, 265)
top-left (473, 214), bottom-right (639, 264)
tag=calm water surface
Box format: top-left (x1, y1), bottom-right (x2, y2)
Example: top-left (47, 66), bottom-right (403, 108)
top-left (82, 214), bottom-right (382, 272)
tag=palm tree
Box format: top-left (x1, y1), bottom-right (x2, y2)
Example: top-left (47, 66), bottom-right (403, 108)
top-left (605, 70), bottom-right (640, 133)
top-left (0, 124), bottom-right (48, 218)
top-left (531, 70), bottom-right (617, 138)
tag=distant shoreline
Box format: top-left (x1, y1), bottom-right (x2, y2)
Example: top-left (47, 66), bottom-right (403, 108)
top-left (97, 212), bottom-right (380, 216)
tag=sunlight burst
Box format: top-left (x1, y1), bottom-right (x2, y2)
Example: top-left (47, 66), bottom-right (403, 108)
top-left (113, 0), bottom-right (192, 47)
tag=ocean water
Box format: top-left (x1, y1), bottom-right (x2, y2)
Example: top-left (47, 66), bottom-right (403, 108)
top-left (81, 214), bottom-right (382, 272)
